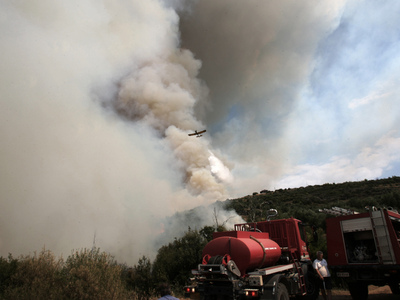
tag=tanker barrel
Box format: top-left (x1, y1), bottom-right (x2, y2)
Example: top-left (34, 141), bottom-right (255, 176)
top-left (202, 231), bottom-right (281, 276)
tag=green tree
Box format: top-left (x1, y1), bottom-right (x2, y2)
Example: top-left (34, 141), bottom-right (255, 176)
top-left (62, 248), bottom-right (130, 300)
top-left (122, 256), bottom-right (153, 299)
top-left (152, 228), bottom-right (208, 288)
top-left (200, 225), bottom-right (216, 241)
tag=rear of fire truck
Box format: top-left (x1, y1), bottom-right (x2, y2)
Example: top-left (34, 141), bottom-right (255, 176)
top-left (325, 207), bottom-right (400, 300)
top-left (184, 211), bottom-right (320, 300)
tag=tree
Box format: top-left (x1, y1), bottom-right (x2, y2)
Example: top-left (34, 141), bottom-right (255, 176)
top-left (122, 256), bottom-right (153, 299)
top-left (62, 248), bottom-right (130, 300)
top-left (152, 228), bottom-right (208, 288)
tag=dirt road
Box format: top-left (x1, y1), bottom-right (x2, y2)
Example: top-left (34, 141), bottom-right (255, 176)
top-left (331, 285), bottom-right (396, 300)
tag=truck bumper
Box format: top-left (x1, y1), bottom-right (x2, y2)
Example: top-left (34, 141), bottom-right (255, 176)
top-left (332, 265), bottom-right (400, 284)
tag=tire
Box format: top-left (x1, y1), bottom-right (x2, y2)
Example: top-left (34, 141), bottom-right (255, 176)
top-left (275, 283), bottom-right (289, 300)
top-left (348, 282), bottom-right (368, 300)
top-left (303, 273), bottom-right (319, 300)
top-left (389, 282), bottom-right (400, 294)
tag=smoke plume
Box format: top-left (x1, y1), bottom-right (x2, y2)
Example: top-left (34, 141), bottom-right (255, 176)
top-left (2, 0), bottom-right (400, 264)
top-left (114, 48), bottom-right (230, 197)
top-left (0, 0), bottom-right (238, 264)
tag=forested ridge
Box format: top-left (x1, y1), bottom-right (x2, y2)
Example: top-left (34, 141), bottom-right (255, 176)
top-left (225, 176), bottom-right (400, 228)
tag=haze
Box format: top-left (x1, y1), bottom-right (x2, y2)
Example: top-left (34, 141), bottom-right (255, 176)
top-left (1, 0), bottom-right (399, 263)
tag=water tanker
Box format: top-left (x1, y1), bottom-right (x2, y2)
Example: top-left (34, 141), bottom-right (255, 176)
top-left (184, 210), bottom-right (320, 300)
top-left (202, 231), bottom-right (281, 276)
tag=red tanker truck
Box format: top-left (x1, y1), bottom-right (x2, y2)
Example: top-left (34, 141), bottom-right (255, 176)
top-left (325, 207), bottom-right (400, 300)
top-left (184, 210), bottom-right (319, 300)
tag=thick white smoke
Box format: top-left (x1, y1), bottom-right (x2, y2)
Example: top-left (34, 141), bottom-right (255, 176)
top-left (0, 0), bottom-right (237, 264)
top-left (115, 48), bottom-right (230, 197)
top-left (4, 0), bottom-right (398, 265)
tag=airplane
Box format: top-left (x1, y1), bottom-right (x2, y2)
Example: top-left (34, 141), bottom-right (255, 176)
top-left (188, 129), bottom-right (206, 138)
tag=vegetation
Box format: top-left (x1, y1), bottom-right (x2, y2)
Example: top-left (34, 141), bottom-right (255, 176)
top-left (0, 231), bottom-right (213, 299)
top-left (227, 176), bottom-right (400, 229)
top-left (0, 248), bottom-right (133, 300)
top-left (1, 176), bottom-right (400, 298)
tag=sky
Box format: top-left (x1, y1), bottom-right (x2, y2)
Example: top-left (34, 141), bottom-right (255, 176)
top-left (1, 0), bottom-right (400, 263)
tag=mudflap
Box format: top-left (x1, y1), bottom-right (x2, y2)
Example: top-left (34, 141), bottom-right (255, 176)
top-left (348, 282), bottom-right (368, 300)
top-left (202, 281), bottom-right (236, 300)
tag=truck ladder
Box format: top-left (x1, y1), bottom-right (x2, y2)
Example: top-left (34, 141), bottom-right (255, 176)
top-left (370, 210), bottom-right (395, 264)
top-left (291, 254), bottom-right (306, 295)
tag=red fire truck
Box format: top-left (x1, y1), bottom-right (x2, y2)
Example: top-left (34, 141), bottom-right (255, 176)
top-left (184, 210), bottom-right (319, 300)
top-left (326, 207), bottom-right (400, 299)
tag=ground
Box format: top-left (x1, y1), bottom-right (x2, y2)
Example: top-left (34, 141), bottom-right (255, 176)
top-left (331, 285), bottom-right (396, 300)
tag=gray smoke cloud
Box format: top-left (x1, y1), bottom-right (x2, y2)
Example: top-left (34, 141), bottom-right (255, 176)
top-left (2, 0), bottom-right (399, 264)
top-left (0, 0), bottom-right (241, 264)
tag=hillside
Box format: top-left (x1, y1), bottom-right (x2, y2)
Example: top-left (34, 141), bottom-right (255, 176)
top-left (224, 176), bottom-right (400, 228)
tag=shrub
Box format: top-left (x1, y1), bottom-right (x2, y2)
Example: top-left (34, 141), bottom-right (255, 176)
top-left (2, 249), bottom-right (65, 300)
top-left (1, 248), bottom-right (134, 300)
top-left (62, 248), bottom-right (131, 300)
top-left (0, 254), bottom-right (19, 295)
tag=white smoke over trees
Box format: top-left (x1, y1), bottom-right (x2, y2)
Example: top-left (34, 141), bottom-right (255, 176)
top-left (0, 0), bottom-right (238, 264)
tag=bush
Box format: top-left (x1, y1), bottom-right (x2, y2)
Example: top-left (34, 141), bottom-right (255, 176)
top-left (0, 254), bottom-right (18, 295)
top-left (2, 249), bottom-right (65, 300)
top-left (62, 248), bottom-right (131, 300)
top-left (0, 248), bottom-right (134, 300)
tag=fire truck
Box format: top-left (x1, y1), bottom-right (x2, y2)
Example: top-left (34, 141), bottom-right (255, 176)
top-left (325, 207), bottom-right (400, 299)
top-left (184, 210), bottom-right (319, 300)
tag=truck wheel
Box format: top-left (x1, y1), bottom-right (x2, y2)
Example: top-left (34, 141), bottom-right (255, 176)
top-left (348, 282), bottom-right (368, 300)
top-left (275, 283), bottom-right (289, 300)
top-left (302, 275), bottom-right (319, 300)
top-left (389, 282), bottom-right (400, 294)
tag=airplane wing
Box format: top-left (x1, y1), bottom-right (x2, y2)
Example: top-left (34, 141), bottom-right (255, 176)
top-left (188, 129), bottom-right (206, 136)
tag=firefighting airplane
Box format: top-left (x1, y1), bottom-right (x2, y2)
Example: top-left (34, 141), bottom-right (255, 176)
top-left (188, 129), bottom-right (206, 138)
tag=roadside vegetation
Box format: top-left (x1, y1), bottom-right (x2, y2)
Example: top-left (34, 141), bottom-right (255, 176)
top-left (1, 176), bottom-right (399, 299)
